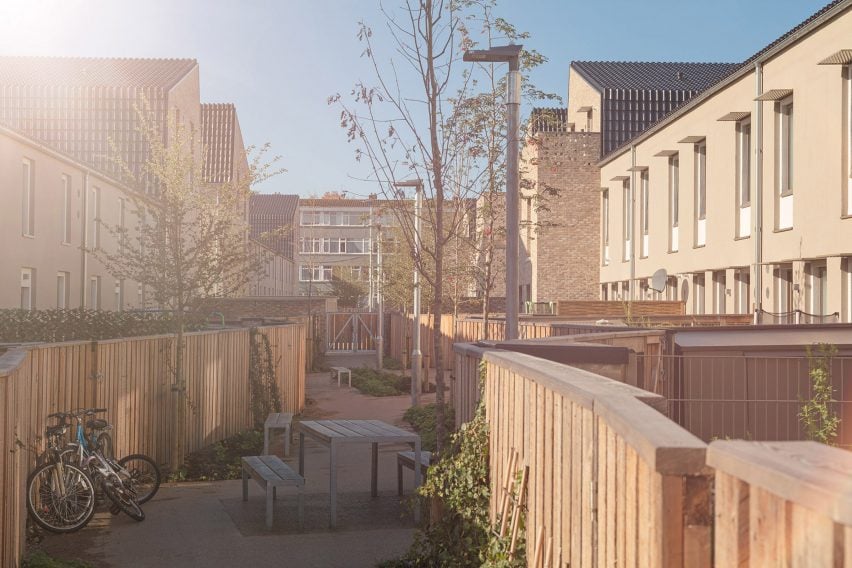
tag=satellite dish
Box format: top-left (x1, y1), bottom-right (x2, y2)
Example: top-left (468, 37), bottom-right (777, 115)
top-left (650, 268), bottom-right (668, 293)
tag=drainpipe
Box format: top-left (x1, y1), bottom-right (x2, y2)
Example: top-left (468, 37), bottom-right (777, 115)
top-left (630, 144), bottom-right (637, 301)
top-left (80, 171), bottom-right (89, 308)
top-left (753, 62), bottom-right (764, 323)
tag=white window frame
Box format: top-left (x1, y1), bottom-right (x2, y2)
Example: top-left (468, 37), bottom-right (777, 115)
top-left (90, 187), bottom-right (101, 250)
top-left (735, 269), bottom-right (750, 315)
top-left (622, 180), bottom-right (631, 262)
top-left (640, 171), bottom-right (649, 258)
top-left (694, 141), bottom-right (707, 248)
top-left (89, 276), bottom-right (101, 310)
top-left (299, 265), bottom-right (333, 282)
top-left (669, 155), bottom-right (679, 252)
top-left (22, 159), bottom-right (34, 237)
top-left (713, 271), bottom-right (726, 315)
top-left (602, 189), bottom-right (610, 265)
top-left (693, 273), bottom-right (705, 315)
top-left (57, 271), bottom-right (69, 309)
top-left (846, 65), bottom-right (852, 216)
top-left (736, 118), bottom-right (752, 238)
top-left (21, 268), bottom-right (34, 310)
top-left (62, 175), bottom-right (72, 244)
top-left (777, 98), bottom-right (794, 230)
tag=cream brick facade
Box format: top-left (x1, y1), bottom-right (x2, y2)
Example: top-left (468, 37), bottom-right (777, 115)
top-left (599, 1), bottom-right (852, 322)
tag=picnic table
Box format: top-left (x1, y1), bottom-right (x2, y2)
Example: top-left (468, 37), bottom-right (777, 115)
top-left (297, 419), bottom-right (422, 528)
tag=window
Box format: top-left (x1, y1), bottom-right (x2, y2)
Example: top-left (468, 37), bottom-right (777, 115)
top-left (114, 280), bottom-right (124, 311)
top-left (22, 159), bottom-right (34, 236)
top-left (300, 210), bottom-right (369, 226)
top-left (299, 265), bottom-right (333, 282)
top-left (622, 180), bottom-right (631, 261)
top-left (57, 272), bottom-right (70, 309)
top-left (843, 258), bottom-right (852, 323)
top-left (602, 189), bottom-right (610, 265)
top-left (777, 99), bottom-right (794, 230)
top-left (89, 276), bottom-right (101, 309)
top-left (118, 197), bottom-right (126, 252)
top-left (299, 237), bottom-right (371, 254)
top-left (847, 65), bottom-right (852, 216)
top-left (693, 273), bottom-right (705, 315)
top-left (666, 276), bottom-right (679, 301)
top-left (640, 171), bottom-right (649, 258)
top-left (735, 269), bottom-right (750, 315)
top-left (601, 284), bottom-right (608, 300)
top-left (713, 271), bottom-right (726, 315)
top-left (774, 266), bottom-right (793, 322)
top-left (89, 187), bottom-right (101, 249)
top-left (669, 155), bottom-right (679, 252)
top-left (736, 119), bottom-right (752, 239)
top-left (694, 141), bottom-right (707, 247)
top-left (21, 268), bottom-right (34, 310)
top-left (808, 262), bottom-right (828, 318)
top-left (62, 175), bottom-right (72, 244)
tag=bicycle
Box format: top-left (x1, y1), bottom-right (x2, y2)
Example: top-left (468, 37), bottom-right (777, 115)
top-left (26, 417), bottom-right (96, 533)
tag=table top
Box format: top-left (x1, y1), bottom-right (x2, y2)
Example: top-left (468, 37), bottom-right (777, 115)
top-left (297, 419), bottom-right (420, 445)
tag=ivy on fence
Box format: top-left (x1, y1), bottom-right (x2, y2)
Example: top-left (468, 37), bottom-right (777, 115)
top-left (248, 328), bottom-right (283, 429)
top-left (0, 309), bottom-right (206, 343)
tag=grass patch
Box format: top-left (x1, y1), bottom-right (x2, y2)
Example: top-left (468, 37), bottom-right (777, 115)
top-left (171, 430), bottom-right (264, 481)
top-left (351, 367), bottom-right (411, 397)
top-left (23, 551), bottom-right (91, 568)
top-left (403, 403), bottom-right (455, 452)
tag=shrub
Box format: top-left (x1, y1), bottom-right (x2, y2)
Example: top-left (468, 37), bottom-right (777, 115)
top-left (403, 403), bottom-right (455, 452)
top-left (249, 328), bottom-right (283, 429)
top-left (383, 356), bottom-right (404, 370)
top-left (800, 343), bottom-right (840, 445)
top-left (22, 551), bottom-right (91, 568)
top-left (171, 430), bottom-right (264, 481)
top-left (351, 367), bottom-right (411, 397)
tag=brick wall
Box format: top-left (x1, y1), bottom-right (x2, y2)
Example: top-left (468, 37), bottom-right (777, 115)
top-left (525, 131), bottom-right (601, 302)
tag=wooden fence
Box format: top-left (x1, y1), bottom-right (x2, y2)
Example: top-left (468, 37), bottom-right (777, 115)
top-left (0, 324), bottom-right (305, 568)
top-left (556, 300), bottom-right (685, 318)
top-left (484, 351), bottom-right (710, 566)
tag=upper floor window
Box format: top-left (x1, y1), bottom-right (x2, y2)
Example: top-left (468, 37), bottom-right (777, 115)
top-left (847, 65), bottom-right (852, 216)
top-left (22, 159), bottom-right (34, 236)
top-left (602, 189), bottom-right (610, 265)
top-left (299, 265), bottom-right (333, 282)
top-left (669, 155), bottom-right (679, 252)
top-left (300, 210), bottom-right (369, 226)
top-left (639, 171), bottom-right (649, 258)
top-left (778, 99), bottom-right (794, 196)
top-left (694, 141), bottom-right (707, 247)
top-left (89, 187), bottom-right (101, 250)
top-left (62, 175), bottom-right (73, 244)
top-left (622, 179), bottom-right (631, 262)
top-left (737, 118), bottom-right (751, 207)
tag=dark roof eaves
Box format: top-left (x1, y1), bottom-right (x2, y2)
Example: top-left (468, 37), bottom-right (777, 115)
top-left (569, 62), bottom-right (605, 92)
top-left (597, 0), bottom-right (852, 167)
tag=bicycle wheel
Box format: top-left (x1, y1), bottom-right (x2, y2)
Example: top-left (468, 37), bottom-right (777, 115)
top-left (103, 479), bottom-right (145, 521)
top-left (96, 432), bottom-right (114, 460)
top-left (116, 454), bottom-right (161, 504)
top-left (27, 462), bottom-right (96, 533)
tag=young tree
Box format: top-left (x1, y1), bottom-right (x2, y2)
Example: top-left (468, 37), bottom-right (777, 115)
top-left (330, 0), bottom-right (477, 453)
top-left (94, 106), bottom-right (283, 468)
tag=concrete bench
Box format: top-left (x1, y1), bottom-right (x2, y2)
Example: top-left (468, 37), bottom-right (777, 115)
top-left (397, 450), bottom-right (432, 495)
top-left (241, 455), bottom-right (304, 530)
top-left (263, 412), bottom-right (294, 456)
top-left (330, 366), bottom-right (352, 388)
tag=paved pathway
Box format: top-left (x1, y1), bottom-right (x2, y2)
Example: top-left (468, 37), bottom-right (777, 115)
top-left (37, 366), bottom-right (435, 568)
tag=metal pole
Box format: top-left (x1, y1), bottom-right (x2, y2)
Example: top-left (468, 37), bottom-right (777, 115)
top-left (412, 182), bottom-right (423, 405)
top-left (376, 228), bottom-right (384, 369)
top-left (505, 62), bottom-right (521, 341)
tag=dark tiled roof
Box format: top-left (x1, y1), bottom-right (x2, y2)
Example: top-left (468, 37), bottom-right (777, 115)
top-left (201, 103), bottom-right (236, 183)
top-left (571, 61), bottom-right (739, 92)
top-left (530, 108), bottom-right (569, 133)
top-left (0, 56), bottom-right (196, 88)
top-left (250, 193), bottom-right (300, 259)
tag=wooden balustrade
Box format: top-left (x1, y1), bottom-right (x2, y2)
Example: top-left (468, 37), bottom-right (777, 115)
top-left (483, 351), bottom-right (710, 567)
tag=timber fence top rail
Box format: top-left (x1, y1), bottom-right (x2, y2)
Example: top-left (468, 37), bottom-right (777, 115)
top-left (707, 440), bottom-right (852, 525)
top-left (570, 329), bottom-right (668, 341)
top-left (484, 350), bottom-right (707, 475)
top-left (453, 342), bottom-right (498, 357)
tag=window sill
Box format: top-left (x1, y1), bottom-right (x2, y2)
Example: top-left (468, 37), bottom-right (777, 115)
top-left (779, 190), bottom-right (793, 198)
top-left (773, 226), bottom-right (794, 233)
top-left (733, 235), bottom-right (751, 241)
top-left (841, 213), bottom-right (852, 220)
top-left (693, 244), bottom-right (706, 249)
top-left (22, 234), bottom-right (35, 239)
top-left (668, 249), bottom-right (679, 254)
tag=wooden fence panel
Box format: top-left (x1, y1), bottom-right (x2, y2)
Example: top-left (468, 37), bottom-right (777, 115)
top-left (483, 351), bottom-right (710, 567)
top-left (0, 324), bottom-right (305, 568)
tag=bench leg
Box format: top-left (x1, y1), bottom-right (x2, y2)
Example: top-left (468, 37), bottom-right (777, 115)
top-left (266, 485), bottom-right (274, 530)
top-left (371, 443), bottom-right (378, 498)
top-left (397, 461), bottom-right (403, 496)
top-left (242, 465), bottom-right (248, 502)
top-left (284, 425), bottom-right (291, 457)
top-left (298, 488), bottom-right (304, 531)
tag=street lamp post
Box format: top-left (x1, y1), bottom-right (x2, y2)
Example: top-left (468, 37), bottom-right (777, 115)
top-left (394, 179), bottom-right (423, 406)
top-left (463, 44), bottom-right (522, 340)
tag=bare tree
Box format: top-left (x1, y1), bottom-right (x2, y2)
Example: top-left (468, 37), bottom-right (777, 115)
top-left (94, 105), bottom-right (283, 468)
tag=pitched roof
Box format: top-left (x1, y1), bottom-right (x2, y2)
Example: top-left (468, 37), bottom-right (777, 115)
top-left (201, 103), bottom-right (236, 184)
top-left (0, 56), bottom-right (196, 89)
top-left (599, 0), bottom-right (852, 164)
top-left (249, 193), bottom-right (300, 259)
top-left (571, 61), bottom-right (740, 92)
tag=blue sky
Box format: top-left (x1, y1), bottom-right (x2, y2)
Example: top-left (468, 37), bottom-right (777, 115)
top-left (0, 0), bottom-right (829, 196)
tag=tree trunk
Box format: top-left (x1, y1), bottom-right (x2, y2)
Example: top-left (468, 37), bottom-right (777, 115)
top-left (170, 320), bottom-right (186, 471)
